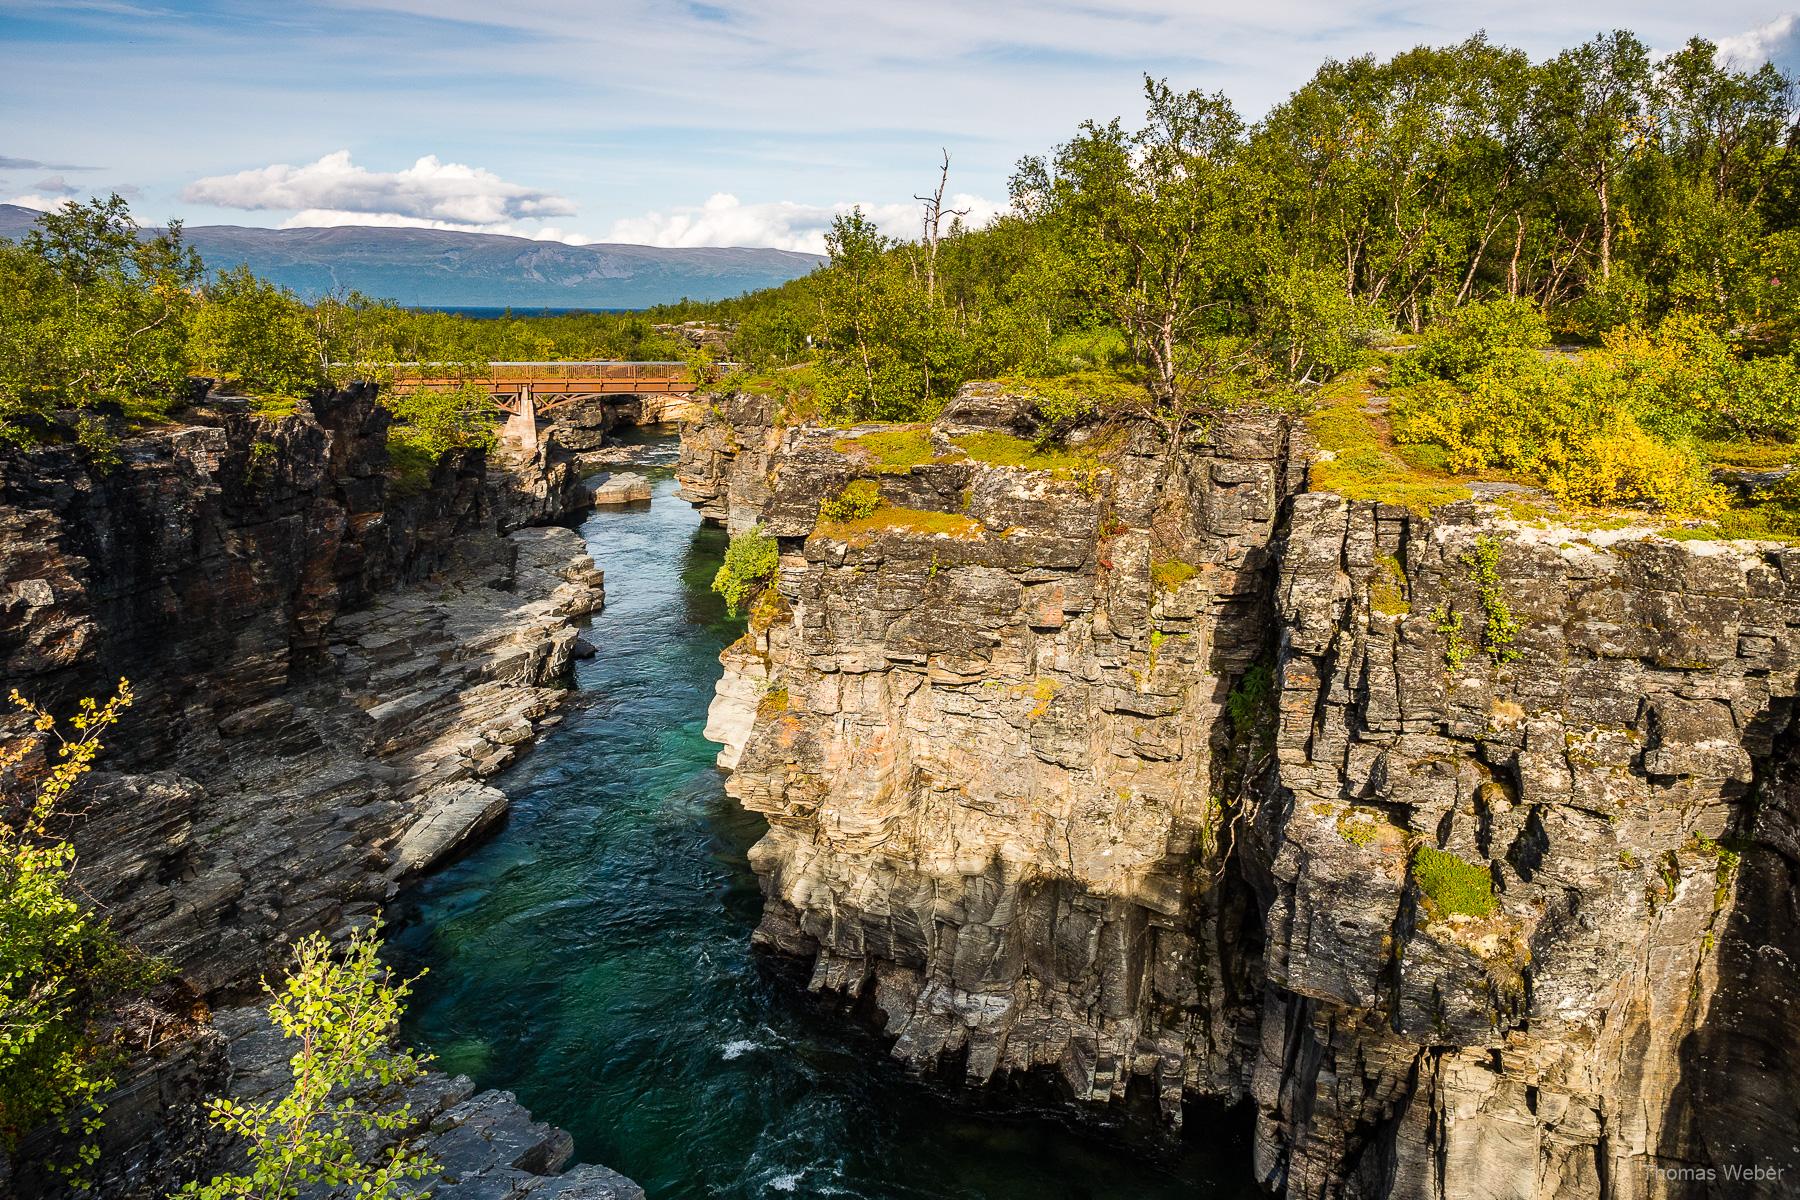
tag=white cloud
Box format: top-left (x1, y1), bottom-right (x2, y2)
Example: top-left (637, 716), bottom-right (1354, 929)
top-left (182, 150), bottom-right (577, 228)
top-left (605, 191), bottom-right (1006, 253)
top-left (3, 194), bottom-right (78, 213)
top-left (1716, 14), bottom-right (1800, 69)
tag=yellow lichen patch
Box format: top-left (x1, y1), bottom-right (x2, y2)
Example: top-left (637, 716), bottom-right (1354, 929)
top-left (1307, 373), bottom-right (1471, 515)
top-left (832, 426), bottom-right (938, 472)
top-left (756, 684), bottom-right (790, 719)
top-left (1008, 677), bottom-right (1060, 720)
top-left (819, 505), bottom-right (985, 545)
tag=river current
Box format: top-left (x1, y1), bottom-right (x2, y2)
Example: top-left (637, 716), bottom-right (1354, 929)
top-left (389, 433), bottom-right (1260, 1199)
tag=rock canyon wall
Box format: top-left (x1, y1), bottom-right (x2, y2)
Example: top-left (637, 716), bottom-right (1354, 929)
top-left (681, 385), bottom-right (1800, 1199)
top-left (0, 389), bottom-right (636, 1198)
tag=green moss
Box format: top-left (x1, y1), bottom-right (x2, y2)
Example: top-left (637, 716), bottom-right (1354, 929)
top-left (1336, 808), bottom-right (1380, 847)
top-left (1371, 554), bottom-right (1410, 616)
top-left (823, 505), bottom-right (985, 543)
top-left (1697, 439), bottom-right (1800, 470)
top-left (250, 394), bottom-right (302, 418)
top-left (833, 426), bottom-right (938, 472)
top-left (1411, 845), bottom-right (1496, 919)
top-left (1151, 557), bottom-right (1199, 592)
top-left (952, 430), bottom-right (1096, 474)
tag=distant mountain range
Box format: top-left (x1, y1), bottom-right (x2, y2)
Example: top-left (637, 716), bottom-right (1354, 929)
top-left (0, 204), bottom-right (822, 308)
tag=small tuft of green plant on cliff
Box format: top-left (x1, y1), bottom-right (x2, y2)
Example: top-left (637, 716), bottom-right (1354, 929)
top-left (1433, 603), bottom-right (1469, 669)
top-left (711, 525), bottom-right (779, 616)
top-left (818, 479), bottom-right (883, 524)
top-left (1461, 535), bottom-right (1521, 662)
top-left (1410, 845), bottom-right (1496, 919)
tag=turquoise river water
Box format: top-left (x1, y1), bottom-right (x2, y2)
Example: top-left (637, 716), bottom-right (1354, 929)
top-left (389, 436), bottom-right (1261, 1200)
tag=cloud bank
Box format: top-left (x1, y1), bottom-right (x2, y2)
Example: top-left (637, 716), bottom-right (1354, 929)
top-left (1716, 14), bottom-right (1800, 70)
top-left (182, 151), bottom-right (578, 229)
top-left (606, 191), bottom-right (1006, 253)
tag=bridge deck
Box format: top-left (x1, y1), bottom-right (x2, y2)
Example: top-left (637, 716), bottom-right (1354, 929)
top-left (389, 361), bottom-right (697, 396)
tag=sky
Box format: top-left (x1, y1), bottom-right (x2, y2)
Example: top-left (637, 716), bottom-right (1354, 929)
top-left (3, 3), bottom-right (1799, 253)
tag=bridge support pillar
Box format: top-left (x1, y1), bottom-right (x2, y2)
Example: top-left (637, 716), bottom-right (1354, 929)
top-left (504, 383), bottom-right (539, 450)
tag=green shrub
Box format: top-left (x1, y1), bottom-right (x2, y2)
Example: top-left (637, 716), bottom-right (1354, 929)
top-left (819, 479), bottom-right (883, 524)
top-left (1390, 298), bottom-right (1550, 385)
top-left (711, 525), bottom-right (779, 615)
top-left (0, 681), bottom-right (161, 1172)
top-left (1411, 845), bottom-right (1496, 919)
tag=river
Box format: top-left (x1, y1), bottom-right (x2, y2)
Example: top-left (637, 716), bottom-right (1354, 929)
top-left (389, 433), bottom-right (1261, 1200)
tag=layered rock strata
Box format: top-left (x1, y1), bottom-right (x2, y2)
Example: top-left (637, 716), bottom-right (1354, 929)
top-left (683, 385), bottom-right (1800, 1199)
top-left (0, 390), bottom-right (627, 1196)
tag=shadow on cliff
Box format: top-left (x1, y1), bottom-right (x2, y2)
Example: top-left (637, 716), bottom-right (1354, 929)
top-left (1657, 715), bottom-right (1800, 1197)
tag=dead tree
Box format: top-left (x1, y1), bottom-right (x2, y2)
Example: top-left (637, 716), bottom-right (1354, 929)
top-left (915, 149), bottom-right (971, 300)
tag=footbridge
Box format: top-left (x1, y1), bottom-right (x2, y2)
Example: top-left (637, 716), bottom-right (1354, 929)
top-left (388, 361), bottom-right (707, 448)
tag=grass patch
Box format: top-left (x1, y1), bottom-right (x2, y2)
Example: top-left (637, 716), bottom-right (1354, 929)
top-left (1151, 557), bottom-right (1199, 592)
top-left (833, 426), bottom-right (938, 472)
top-left (250, 394), bottom-right (303, 418)
top-left (1307, 376), bottom-right (1471, 515)
top-left (1411, 845), bottom-right (1496, 919)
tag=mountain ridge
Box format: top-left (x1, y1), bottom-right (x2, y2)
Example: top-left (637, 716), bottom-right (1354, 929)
top-left (0, 204), bottom-right (821, 308)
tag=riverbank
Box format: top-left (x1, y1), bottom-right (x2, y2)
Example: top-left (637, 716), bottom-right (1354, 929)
top-left (0, 389), bottom-right (642, 1197)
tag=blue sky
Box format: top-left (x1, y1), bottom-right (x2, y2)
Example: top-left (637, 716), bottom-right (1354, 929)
top-left (4, 2), bottom-right (1798, 251)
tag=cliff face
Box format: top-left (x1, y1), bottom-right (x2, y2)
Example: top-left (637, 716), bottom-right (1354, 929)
top-left (681, 386), bottom-right (1800, 1198)
top-left (0, 390), bottom-right (610, 1195)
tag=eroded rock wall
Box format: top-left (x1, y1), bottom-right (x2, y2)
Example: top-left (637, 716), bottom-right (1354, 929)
top-left (684, 384), bottom-right (1800, 1199)
top-left (689, 394), bottom-right (1306, 1115)
top-left (0, 390), bottom-right (614, 1196)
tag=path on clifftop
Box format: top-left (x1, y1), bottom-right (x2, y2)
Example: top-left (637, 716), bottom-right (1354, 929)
top-left (389, 431), bottom-right (1259, 1200)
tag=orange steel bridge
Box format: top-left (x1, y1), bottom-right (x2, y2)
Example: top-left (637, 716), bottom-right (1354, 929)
top-left (387, 361), bottom-right (707, 448)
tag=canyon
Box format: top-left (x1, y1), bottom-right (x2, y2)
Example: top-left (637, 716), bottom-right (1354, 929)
top-left (3, 370), bottom-right (1795, 1198)
top-left (679, 383), bottom-right (1800, 1199)
top-left (0, 387), bottom-right (641, 1198)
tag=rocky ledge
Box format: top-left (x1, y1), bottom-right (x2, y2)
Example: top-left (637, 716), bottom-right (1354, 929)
top-left (0, 389), bottom-right (635, 1197)
top-left (681, 384), bottom-right (1800, 1199)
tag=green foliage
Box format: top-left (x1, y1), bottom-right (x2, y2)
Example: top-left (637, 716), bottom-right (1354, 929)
top-left (1411, 845), bottom-right (1497, 919)
top-left (1434, 604), bottom-right (1470, 669)
top-left (1389, 299), bottom-right (1551, 385)
top-left (0, 681), bottom-right (158, 1167)
top-left (0, 196), bottom-right (201, 449)
top-left (1389, 322), bottom-right (1733, 516)
top-left (818, 479), bottom-right (883, 524)
top-left (187, 266), bottom-right (321, 400)
top-left (1306, 379), bottom-right (1471, 514)
top-left (1254, 265), bottom-right (1392, 382)
top-left (1224, 662), bottom-right (1274, 730)
top-left (180, 924), bottom-right (435, 1200)
top-left (383, 383), bottom-right (500, 458)
top-left (710, 525), bottom-right (779, 616)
